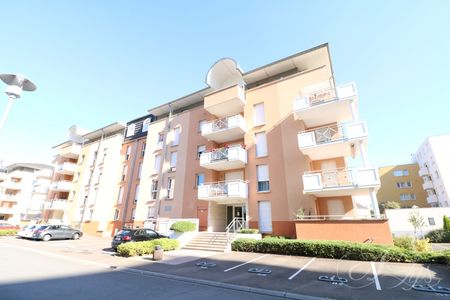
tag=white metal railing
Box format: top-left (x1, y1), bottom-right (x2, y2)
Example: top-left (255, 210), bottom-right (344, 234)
top-left (294, 82), bottom-right (357, 111)
top-left (1, 194), bottom-right (18, 202)
top-left (202, 114), bottom-right (246, 135)
top-left (226, 217), bottom-right (246, 243)
top-left (56, 162), bottom-right (77, 173)
top-left (295, 215), bottom-right (378, 221)
top-left (306, 168), bottom-right (354, 188)
top-left (200, 145), bottom-right (247, 165)
top-left (50, 180), bottom-right (72, 191)
top-left (0, 207), bottom-right (15, 214)
top-left (198, 180), bottom-right (248, 199)
top-left (44, 200), bottom-right (67, 210)
top-left (301, 124), bottom-right (343, 144)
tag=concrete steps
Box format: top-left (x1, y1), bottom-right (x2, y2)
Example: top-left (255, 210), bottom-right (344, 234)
top-left (182, 232), bottom-right (235, 252)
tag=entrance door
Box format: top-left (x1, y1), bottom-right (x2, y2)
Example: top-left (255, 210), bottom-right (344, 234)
top-left (327, 199), bottom-right (345, 217)
top-left (226, 205), bottom-right (245, 231)
top-left (258, 201), bottom-right (272, 233)
top-left (197, 207), bottom-right (208, 231)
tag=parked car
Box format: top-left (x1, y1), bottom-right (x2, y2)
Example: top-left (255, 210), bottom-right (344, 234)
top-left (0, 222), bottom-right (19, 230)
top-left (17, 225), bottom-right (37, 238)
top-left (31, 225), bottom-right (83, 241)
top-left (111, 228), bottom-right (167, 251)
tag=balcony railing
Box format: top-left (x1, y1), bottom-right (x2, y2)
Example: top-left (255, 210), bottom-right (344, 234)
top-left (0, 194), bottom-right (19, 202)
top-left (44, 200), bottom-right (67, 210)
top-left (418, 167), bottom-right (430, 177)
top-left (50, 180), bottom-right (72, 191)
top-left (55, 162), bottom-right (77, 174)
top-left (427, 195), bottom-right (438, 204)
top-left (200, 145), bottom-right (247, 170)
top-left (303, 166), bottom-right (380, 196)
top-left (32, 186), bottom-right (49, 194)
top-left (35, 169), bottom-right (53, 178)
top-left (59, 144), bottom-right (81, 158)
top-left (0, 182), bottom-right (21, 190)
top-left (198, 180), bottom-right (248, 202)
top-left (422, 180), bottom-right (434, 190)
top-left (295, 82), bottom-right (357, 110)
top-left (0, 207), bottom-right (15, 214)
top-left (201, 114), bottom-right (246, 143)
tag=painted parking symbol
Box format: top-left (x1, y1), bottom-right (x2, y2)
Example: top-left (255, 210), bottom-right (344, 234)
top-left (196, 261), bottom-right (217, 269)
top-left (248, 267), bottom-right (272, 276)
top-left (318, 275), bottom-right (348, 285)
top-left (412, 284), bottom-right (450, 295)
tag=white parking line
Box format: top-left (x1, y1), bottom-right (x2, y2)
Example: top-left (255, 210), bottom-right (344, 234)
top-left (288, 257), bottom-right (316, 280)
top-left (223, 254), bottom-right (269, 272)
top-left (371, 262), bottom-right (382, 290)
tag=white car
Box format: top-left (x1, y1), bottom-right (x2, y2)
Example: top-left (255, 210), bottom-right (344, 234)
top-left (17, 225), bottom-right (37, 238)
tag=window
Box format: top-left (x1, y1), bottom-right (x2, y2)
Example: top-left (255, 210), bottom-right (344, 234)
top-left (125, 146), bottom-right (131, 160)
top-left (255, 131), bottom-right (268, 157)
top-left (400, 194), bottom-right (416, 201)
top-left (428, 217), bottom-right (436, 226)
top-left (167, 178), bottom-right (175, 199)
top-left (141, 142), bottom-right (146, 157)
top-left (134, 184), bottom-right (140, 203)
top-left (113, 209), bottom-right (119, 220)
top-left (196, 173), bottom-right (205, 187)
top-left (151, 180), bottom-right (158, 200)
top-left (121, 165), bottom-right (127, 181)
top-left (153, 154), bottom-right (161, 173)
top-left (393, 169), bottom-right (409, 177)
top-left (170, 152), bottom-right (177, 171)
top-left (137, 162), bottom-right (142, 179)
top-left (117, 187), bottom-right (123, 204)
top-left (126, 124), bottom-right (135, 137)
top-left (172, 127), bottom-right (180, 146)
top-left (197, 145), bottom-right (206, 159)
top-left (158, 132), bottom-right (164, 143)
top-left (198, 120), bottom-right (207, 132)
top-left (257, 165), bottom-right (270, 192)
top-left (147, 206), bottom-right (156, 219)
top-left (164, 205), bottom-right (172, 212)
top-left (396, 181), bottom-right (412, 189)
top-left (142, 118), bottom-right (150, 132)
top-left (253, 103), bottom-right (265, 126)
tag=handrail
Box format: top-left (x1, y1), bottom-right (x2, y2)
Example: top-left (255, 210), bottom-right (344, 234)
top-left (200, 179), bottom-right (248, 186)
top-left (295, 215), bottom-right (380, 220)
top-left (300, 124), bottom-right (343, 144)
top-left (226, 217), bottom-right (246, 243)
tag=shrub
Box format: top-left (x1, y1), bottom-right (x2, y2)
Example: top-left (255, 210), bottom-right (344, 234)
top-left (170, 221), bottom-right (196, 233)
top-left (444, 215), bottom-right (450, 238)
top-left (0, 229), bottom-right (18, 236)
top-left (393, 236), bottom-right (414, 251)
top-left (425, 229), bottom-right (449, 243)
top-left (414, 238), bottom-right (431, 253)
top-left (116, 238), bottom-right (180, 257)
top-left (239, 229), bottom-right (259, 234)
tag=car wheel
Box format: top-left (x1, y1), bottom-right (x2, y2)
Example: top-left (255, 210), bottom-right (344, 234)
top-left (72, 233), bottom-right (80, 240)
top-left (42, 234), bottom-right (51, 242)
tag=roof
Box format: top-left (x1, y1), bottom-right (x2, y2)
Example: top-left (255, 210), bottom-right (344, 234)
top-left (82, 122), bottom-right (126, 141)
top-left (6, 163), bottom-right (53, 172)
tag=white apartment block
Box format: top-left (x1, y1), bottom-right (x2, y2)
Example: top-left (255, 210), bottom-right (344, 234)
top-left (415, 133), bottom-right (450, 207)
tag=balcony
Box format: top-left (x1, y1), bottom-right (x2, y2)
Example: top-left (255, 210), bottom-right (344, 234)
top-left (204, 84), bottom-right (245, 118)
top-left (59, 144), bottom-right (81, 159)
top-left (32, 186), bottom-right (49, 194)
top-left (0, 194), bottom-right (18, 202)
top-left (0, 182), bottom-right (21, 191)
top-left (35, 169), bottom-right (53, 178)
top-left (418, 167), bottom-right (429, 177)
top-left (0, 207), bottom-right (14, 215)
top-left (200, 145), bottom-right (247, 171)
top-left (298, 122), bottom-right (368, 160)
top-left (422, 181), bottom-right (434, 190)
top-left (50, 180), bottom-right (72, 192)
top-left (293, 82), bottom-right (357, 127)
top-left (198, 180), bottom-right (248, 204)
top-left (201, 114), bottom-right (246, 143)
top-left (55, 162), bottom-right (77, 175)
top-left (427, 195), bottom-right (438, 204)
top-left (303, 167), bottom-right (380, 197)
top-left (44, 200), bottom-right (67, 210)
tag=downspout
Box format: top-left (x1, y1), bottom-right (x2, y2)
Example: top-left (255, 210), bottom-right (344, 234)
top-left (121, 139), bottom-right (139, 228)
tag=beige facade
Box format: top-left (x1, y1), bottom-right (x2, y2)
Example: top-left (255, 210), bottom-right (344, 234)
top-left (377, 164), bottom-right (429, 208)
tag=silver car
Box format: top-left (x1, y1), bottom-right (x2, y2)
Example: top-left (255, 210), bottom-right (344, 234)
top-left (17, 225), bottom-right (37, 238)
top-left (32, 225), bottom-right (83, 241)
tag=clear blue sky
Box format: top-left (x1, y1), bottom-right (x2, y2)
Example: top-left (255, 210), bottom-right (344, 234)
top-left (1, 1), bottom-right (449, 167)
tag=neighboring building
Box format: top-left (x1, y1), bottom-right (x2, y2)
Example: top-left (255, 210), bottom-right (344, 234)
top-left (66, 122), bottom-right (125, 237)
top-left (377, 164), bottom-right (429, 208)
top-left (132, 43), bottom-right (388, 243)
top-left (415, 133), bottom-right (450, 207)
top-left (112, 114), bottom-right (154, 233)
top-left (0, 163), bottom-right (53, 224)
top-left (386, 207), bottom-right (450, 237)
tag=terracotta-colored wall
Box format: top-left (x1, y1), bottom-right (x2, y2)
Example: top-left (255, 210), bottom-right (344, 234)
top-left (295, 220), bottom-right (393, 245)
top-left (316, 196), bottom-right (354, 216)
top-left (249, 220), bottom-right (297, 238)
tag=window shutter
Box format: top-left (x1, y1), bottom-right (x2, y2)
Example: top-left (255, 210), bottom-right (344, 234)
top-left (257, 165), bottom-right (269, 181)
top-left (255, 132), bottom-right (268, 157)
top-left (254, 103), bottom-right (265, 125)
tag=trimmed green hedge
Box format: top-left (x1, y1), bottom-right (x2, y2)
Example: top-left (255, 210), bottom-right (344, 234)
top-left (117, 238), bottom-right (180, 257)
top-left (239, 229), bottom-right (259, 234)
top-left (170, 221), bottom-right (196, 233)
top-left (231, 238), bottom-right (450, 265)
top-left (0, 229), bottom-right (18, 236)
top-left (393, 236), bottom-right (414, 251)
top-left (425, 229), bottom-right (449, 243)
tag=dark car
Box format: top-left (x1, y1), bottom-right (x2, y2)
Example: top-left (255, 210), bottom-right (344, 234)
top-left (32, 225), bottom-right (83, 241)
top-left (111, 228), bottom-right (167, 251)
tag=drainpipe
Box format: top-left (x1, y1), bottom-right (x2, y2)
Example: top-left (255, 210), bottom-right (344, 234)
top-left (121, 139), bottom-right (139, 228)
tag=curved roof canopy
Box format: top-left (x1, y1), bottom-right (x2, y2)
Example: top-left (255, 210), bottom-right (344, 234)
top-left (205, 58), bottom-right (245, 90)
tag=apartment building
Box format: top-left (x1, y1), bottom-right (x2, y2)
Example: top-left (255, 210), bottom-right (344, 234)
top-left (0, 163), bottom-right (53, 224)
top-left (132, 43), bottom-right (387, 242)
top-left (65, 122), bottom-right (125, 236)
top-left (112, 114), bottom-right (153, 233)
top-left (415, 133), bottom-right (450, 207)
top-left (377, 164), bottom-right (429, 208)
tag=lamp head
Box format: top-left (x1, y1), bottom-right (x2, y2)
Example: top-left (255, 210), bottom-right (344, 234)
top-left (0, 74), bottom-right (37, 98)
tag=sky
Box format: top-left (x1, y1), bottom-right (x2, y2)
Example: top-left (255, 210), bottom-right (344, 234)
top-left (0, 1), bottom-right (449, 167)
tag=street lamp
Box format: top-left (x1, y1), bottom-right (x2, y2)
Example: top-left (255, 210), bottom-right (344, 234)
top-left (0, 73), bottom-right (37, 135)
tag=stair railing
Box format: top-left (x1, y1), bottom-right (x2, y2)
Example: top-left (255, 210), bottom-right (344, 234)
top-left (226, 217), bottom-right (245, 244)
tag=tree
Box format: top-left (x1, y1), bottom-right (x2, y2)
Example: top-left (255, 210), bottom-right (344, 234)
top-left (408, 210), bottom-right (425, 239)
top-left (443, 215), bottom-right (450, 241)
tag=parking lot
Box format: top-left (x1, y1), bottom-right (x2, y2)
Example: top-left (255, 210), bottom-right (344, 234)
top-left (1, 235), bottom-right (449, 300)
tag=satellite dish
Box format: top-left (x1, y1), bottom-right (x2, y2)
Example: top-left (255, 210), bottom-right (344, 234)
top-left (0, 74), bottom-right (37, 92)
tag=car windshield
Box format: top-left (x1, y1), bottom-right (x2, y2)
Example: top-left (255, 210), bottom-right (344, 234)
top-left (23, 225), bottom-right (36, 230)
top-left (117, 230), bottom-right (133, 236)
top-left (36, 225), bottom-right (48, 230)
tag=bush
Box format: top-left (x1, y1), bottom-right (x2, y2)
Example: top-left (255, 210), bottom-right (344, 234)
top-left (425, 229), bottom-right (449, 243)
top-left (414, 238), bottom-right (431, 253)
top-left (170, 221), bottom-right (196, 233)
top-left (444, 215), bottom-right (450, 238)
top-left (231, 238), bottom-right (449, 265)
top-left (0, 229), bottom-right (18, 236)
top-left (239, 229), bottom-right (259, 234)
top-left (393, 236), bottom-right (414, 251)
top-left (117, 238), bottom-right (180, 257)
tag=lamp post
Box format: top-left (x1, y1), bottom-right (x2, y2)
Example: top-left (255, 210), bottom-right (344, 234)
top-left (0, 74), bottom-right (37, 135)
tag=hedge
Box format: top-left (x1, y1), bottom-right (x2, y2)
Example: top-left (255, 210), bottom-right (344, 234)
top-left (170, 221), bottom-right (196, 233)
top-left (426, 229), bottom-right (449, 243)
top-left (117, 238), bottom-right (180, 257)
top-left (239, 229), bottom-right (259, 234)
top-left (231, 238), bottom-right (450, 265)
top-left (0, 229), bottom-right (18, 236)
